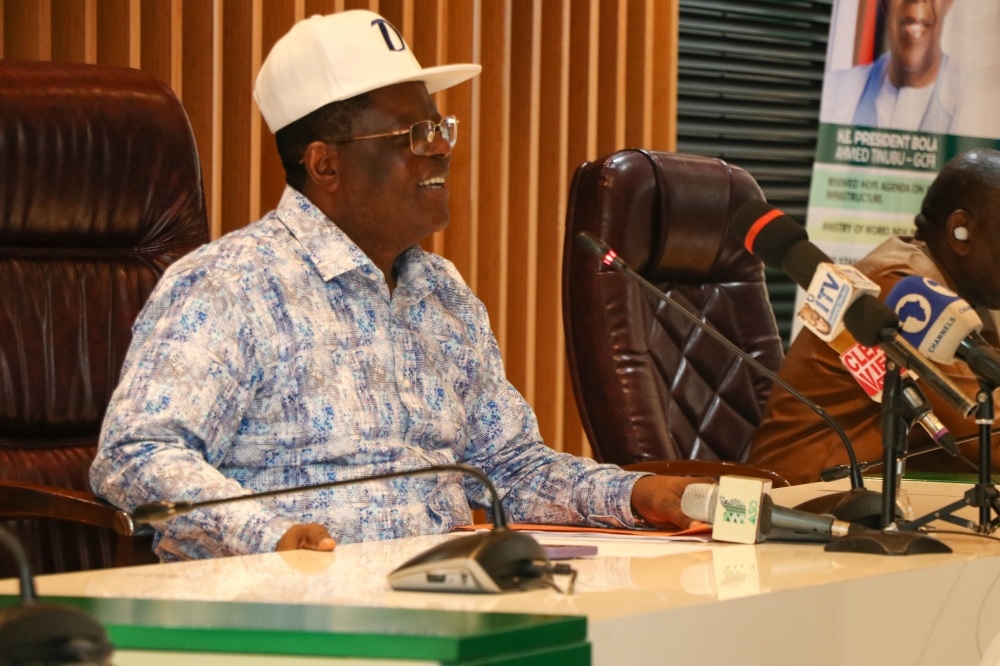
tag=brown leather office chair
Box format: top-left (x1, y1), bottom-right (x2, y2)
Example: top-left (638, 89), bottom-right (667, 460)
top-left (563, 149), bottom-right (789, 486)
top-left (0, 61), bottom-right (209, 577)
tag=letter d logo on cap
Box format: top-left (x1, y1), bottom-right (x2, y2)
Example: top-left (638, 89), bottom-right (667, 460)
top-left (371, 18), bottom-right (406, 52)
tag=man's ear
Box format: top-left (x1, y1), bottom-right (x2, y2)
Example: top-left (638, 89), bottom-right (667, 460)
top-left (945, 209), bottom-right (973, 257)
top-left (301, 141), bottom-right (340, 192)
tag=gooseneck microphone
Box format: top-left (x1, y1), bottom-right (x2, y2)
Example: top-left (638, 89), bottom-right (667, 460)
top-left (0, 526), bottom-right (114, 664)
top-left (821, 439), bottom-right (981, 482)
top-left (574, 231), bottom-right (883, 526)
top-left (135, 463), bottom-right (507, 526)
top-left (731, 201), bottom-right (976, 418)
top-left (134, 463), bottom-right (557, 594)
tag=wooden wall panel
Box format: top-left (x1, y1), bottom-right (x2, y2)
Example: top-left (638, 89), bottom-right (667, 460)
top-left (218, 0), bottom-right (254, 235)
top-left (5, 0), bottom-right (50, 60)
top-left (95, 0), bottom-right (134, 67)
top-left (257, 1), bottom-right (297, 215)
top-left (180, 0), bottom-right (217, 236)
top-left (535, 0), bottom-right (568, 454)
top-left (0, 0), bottom-right (678, 458)
top-left (139, 0), bottom-right (174, 89)
top-left (51, 0), bottom-right (91, 63)
top-left (474, 0), bottom-right (510, 342)
top-left (505, 0), bottom-right (538, 398)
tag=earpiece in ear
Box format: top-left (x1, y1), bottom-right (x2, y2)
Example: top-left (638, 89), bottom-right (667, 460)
top-left (953, 226), bottom-right (969, 241)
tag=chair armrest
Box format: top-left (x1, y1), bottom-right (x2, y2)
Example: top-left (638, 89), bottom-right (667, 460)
top-left (0, 481), bottom-right (136, 535)
top-left (623, 460), bottom-right (791, 488)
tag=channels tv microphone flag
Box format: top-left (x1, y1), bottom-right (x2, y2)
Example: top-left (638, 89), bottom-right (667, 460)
top-left (133, 463), bottom-right (558, 594)
top-left (884, 276), bottom-right (1000, 533)
top-left (574, 231), bottom-right (882, 528)
top-left (884, 276), bottom-right (1000, 389)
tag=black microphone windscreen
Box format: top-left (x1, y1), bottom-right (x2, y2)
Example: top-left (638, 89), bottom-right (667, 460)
top-left (843, 294), bottom-right (900, 347)
top-left (782, 240), bottom-right (831, 290)
top-left (730, 201), bottom-right (809, 270)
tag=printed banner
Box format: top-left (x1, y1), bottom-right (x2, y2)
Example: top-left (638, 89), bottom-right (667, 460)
top-left (798, 0), bottom-right (1000, 333)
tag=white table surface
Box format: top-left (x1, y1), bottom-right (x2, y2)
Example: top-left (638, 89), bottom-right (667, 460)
top-left (4, 479), bottom-right (1000, 666)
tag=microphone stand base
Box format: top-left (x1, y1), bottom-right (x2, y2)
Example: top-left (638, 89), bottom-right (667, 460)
top-left (794, 488), bottom-right (890, 529)
top-left (824, 529), bottom-right (952, 555)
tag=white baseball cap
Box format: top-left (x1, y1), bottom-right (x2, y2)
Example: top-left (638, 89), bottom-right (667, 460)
top-left (254, 10), bottom-right (482, 133)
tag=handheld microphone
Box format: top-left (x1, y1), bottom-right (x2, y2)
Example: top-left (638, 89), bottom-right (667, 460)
top-left (133, 463), bottom-right (555, 595)
top-left (575, 231), bottom-right (883, 527)
top-left (884, 276), bottom-right (1000, 389)
top-left (0, 526), bottom-right (114, 664)
top-left (731, 201), bottom-right (976, 417)
top-left (679, 479), bottom-right (950, 555)
top-left (680, 482), bottom-right (862, 540)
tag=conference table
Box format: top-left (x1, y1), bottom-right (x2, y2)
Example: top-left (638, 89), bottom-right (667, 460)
top-left (4, 479), bottom-right (1000, 665)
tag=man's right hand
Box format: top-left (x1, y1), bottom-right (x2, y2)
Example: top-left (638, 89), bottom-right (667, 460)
top-left (276, 523), bottom-right (336, 552)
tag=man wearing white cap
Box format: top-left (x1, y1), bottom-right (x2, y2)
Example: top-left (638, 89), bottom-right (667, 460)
top-left (91, 10), bottom-right (702, 561)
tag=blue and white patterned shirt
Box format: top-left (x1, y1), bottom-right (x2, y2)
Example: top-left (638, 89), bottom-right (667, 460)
top-left (91, 186), bottom-right (645, 561)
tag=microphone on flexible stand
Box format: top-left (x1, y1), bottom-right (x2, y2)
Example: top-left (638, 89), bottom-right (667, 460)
top-left (821, 431), bottom-right (989, 482)
top-left (133, 463), bottom-right (561, 595)
top-left (883, 276), bottom-right (1000, 530)
top-left (0, 526), bottom-right (114, 664)
top-left (729, 203), bottom-right (977, 530)
top-left (729, 201), bottom-right (976, 417)
top-left (574, 231), bottom-right (882, 528)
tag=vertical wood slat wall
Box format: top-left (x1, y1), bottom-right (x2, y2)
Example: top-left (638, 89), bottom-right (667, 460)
top-left (1, 0), bottom-right (678, 458)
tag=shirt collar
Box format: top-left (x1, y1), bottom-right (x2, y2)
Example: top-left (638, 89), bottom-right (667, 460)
top-left (274, 186), bottom-right (442, 297)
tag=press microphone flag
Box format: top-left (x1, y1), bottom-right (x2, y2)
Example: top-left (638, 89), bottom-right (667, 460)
top-left (730, 201), bottom-right (976, 418)
top-left (679, 478), bottom-right (862, 544)
top-left (679, 478), bottom-right (950, 555)
top-left (884, 276), bottom-right (1000, 389)
top-left (791, 256), bottom-right (959, 453)
top-left (799, 262), bottom-right (881, 344)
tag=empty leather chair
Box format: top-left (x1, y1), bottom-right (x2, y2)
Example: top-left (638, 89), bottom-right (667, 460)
top-left (0, 61), bottom-right (209, 577)
top-left (563, 149), bottom-right (788, 485)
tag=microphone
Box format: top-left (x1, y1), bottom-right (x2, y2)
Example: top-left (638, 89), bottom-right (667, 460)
top-left (680, 479), bottom-right (951, 556)
top-left (807, 315), bottom-right (959, 454)
top-left (574, 230), bottom-right (883, 527)
top-left (822, 438), bottom-right (982, 482)
top-left (807, 289), bottom-right (960, 456)
top-left (0, 526), bottom-right (114, 664)
top-left (731, 201), bottom-right (976, 418)
top-left (680, 482), bottom-right (862, 540)
top-left (133, 463), bottom-right (556, 595)
top-left (884, 276), bottom-right (1000, 389)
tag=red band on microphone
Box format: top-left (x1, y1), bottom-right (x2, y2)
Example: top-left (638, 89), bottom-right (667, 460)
top-left (743, 209), bottom-right (783, 254)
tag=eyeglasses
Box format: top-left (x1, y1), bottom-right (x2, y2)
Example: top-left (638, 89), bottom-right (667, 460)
top-left (324, 116), bottom-right (459, 156)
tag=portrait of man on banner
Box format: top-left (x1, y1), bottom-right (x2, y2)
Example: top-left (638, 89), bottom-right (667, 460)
top-left (819, 0), bottom-right (1000, 138)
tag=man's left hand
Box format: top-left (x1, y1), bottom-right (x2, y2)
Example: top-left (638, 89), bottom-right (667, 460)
top-left (629, 475), bottom-right (714, 529)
